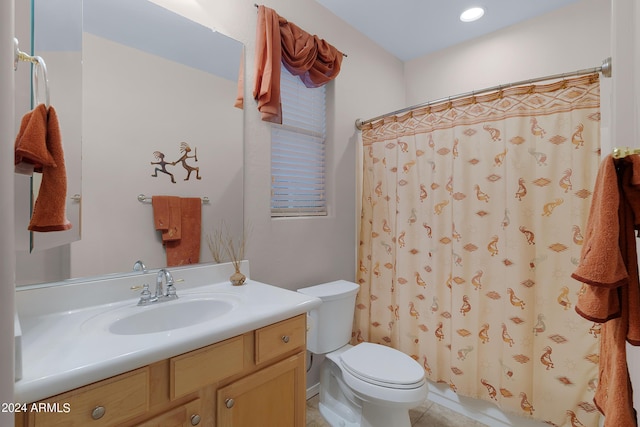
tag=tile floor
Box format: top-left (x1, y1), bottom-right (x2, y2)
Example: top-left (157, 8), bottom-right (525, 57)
top-left (306, 394), bottom-right (488, 427)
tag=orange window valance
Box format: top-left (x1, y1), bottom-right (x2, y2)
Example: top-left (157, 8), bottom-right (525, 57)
top-left (248, 5), bottom-right (343, 124)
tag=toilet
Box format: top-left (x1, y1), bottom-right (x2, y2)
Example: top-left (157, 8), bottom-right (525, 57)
top-left (298, 280), bottom-right (428, 427)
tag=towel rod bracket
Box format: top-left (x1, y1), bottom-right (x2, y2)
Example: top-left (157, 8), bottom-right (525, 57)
top-left (13, 37), bottom-right (21, 71)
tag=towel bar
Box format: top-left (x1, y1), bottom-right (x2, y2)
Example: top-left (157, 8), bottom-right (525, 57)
top-left (14, 38), bottom-right (50, 108)
top-left (137, 194), bottom-right (210, 204)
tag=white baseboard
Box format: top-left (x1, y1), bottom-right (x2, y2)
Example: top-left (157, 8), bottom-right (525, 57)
top-left (307, 380), bottom-right (603, 427)
top-left (306, 382), bottom-right (320, 400)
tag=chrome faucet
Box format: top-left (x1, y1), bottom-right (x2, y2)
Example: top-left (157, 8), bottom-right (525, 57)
top-left (155, 268), bottom-right (178, 301)
top-left (133, 260), bottom-right (148, 273)
top-left (137, 268), bottom-right (178, 306)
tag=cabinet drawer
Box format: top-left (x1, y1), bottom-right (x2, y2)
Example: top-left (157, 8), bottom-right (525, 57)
top-left (255, 315), bottom-right (306, 365)
top-left (170, 335), bottom-right (244, 399)
top-left (31, 367), bottom-right (149, 427)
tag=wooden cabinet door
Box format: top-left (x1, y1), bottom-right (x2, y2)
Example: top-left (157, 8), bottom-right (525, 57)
top-left (133, 399), bottom-right (202, 427)
top-left (217, 352), bottom-right (306, 427)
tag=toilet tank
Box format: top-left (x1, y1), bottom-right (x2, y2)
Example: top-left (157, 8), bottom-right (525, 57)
top-left (297, 280), bottom-right (360, 354)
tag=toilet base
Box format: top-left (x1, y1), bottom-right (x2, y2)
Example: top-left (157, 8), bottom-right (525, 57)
top-left (318, 400), bottom-right (413, 427)
top-left (361, 401), bottom-right (411, 427)
top-left (319, 402), bottom-right (360, 427)
top-left (319, 359), bottom-right (362, 426)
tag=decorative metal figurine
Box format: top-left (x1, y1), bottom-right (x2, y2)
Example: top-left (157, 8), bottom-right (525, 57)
top-left (150, 142), bottom-right (201, 183)
top-left (175, 142), bottom-right (201, 181)
top-left (150, 151), bottom-right (176, 183)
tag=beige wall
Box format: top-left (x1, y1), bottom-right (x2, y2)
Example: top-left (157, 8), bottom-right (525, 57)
top-left (145, 0), bottom-right (407, 290)
top-left (404, 0), bottom-right (611, 140)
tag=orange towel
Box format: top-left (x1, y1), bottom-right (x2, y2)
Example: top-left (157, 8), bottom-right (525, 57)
top-left (165, 198), bottom-right (201, 267)
top-left (572, 154), bottom-right (640, 426)
top-left (572, 155), bottom-right (627, 321)
top-left (14, 104), bottom-right (72, 232)
top-left (152, 196), bottom-right (170, 230)
top-left (152, 196), bottom-right (181, 242)
top-left (15, 104), bottom-right (56, 171)
top-left (165, 197), bottom-right (182, 241)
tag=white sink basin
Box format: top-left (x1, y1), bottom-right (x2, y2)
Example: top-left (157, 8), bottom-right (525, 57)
top-left (109, 298), bottom-right (235, 335)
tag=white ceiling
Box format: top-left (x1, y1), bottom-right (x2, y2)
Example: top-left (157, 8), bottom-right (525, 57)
top-left (314, 0), bottom-right (582, 61)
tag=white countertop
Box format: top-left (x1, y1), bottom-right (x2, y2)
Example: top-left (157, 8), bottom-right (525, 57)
top-left (14, 262), bottom-right (321, 403)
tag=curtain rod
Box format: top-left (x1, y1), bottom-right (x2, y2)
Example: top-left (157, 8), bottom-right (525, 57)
top-left (253, 3), bottom-right (348, 57)
top-left (355, 57), bottom-right (612, 130)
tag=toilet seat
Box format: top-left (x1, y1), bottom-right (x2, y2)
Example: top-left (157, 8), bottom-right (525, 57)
top-left (340, 343), bottom-right (426, 389)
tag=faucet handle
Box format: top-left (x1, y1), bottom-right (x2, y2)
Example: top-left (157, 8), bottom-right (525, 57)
top-left (165, 282), bottom-right (178, 300)
top-left (137, 284), bottom-right (153, 306)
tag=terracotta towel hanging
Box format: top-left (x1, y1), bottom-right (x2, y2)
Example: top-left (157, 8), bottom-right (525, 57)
top-left (164, 197), bottom-right (201, 267)
top-left (153, 196), bottom-right (201, 267)
top-left (14, 103), bottom-right (55, 171)
top-left (14, 104), bottom-right (72, 232)
top-left (572, 154), bottom-right (640, 427)
top-left (152, 196), bottom-right (181, 242)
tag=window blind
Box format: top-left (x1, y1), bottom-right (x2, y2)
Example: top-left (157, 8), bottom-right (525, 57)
top-left (271, 66), bottom-right (327, 217)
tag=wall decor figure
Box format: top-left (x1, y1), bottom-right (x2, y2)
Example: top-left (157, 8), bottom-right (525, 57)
top-left (149, 142), bottom-right (203, 183)
top-left (150, 151), bottom-right (176, 183)
top-left (175, 142), bottom-right (201, 181)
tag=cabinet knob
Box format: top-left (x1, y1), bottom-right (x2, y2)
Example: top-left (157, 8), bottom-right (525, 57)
top-left (190, 414), bottom-right (201, 425)
top-left (225, 398), bottom-right (235, 409)
top-left (281, 335), bottom-right (290, 343)
top-left (91, 406), bottom-right (106, 420)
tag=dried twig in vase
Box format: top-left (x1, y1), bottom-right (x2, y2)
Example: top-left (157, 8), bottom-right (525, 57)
top-left (207, 222), bottom-right (250, 285)
top-left (224, 234), bottom-right (245, 274)
top-left (206, 227), bottom-right (225, 263)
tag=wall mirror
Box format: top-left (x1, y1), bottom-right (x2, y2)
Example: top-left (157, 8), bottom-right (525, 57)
top-left (16, 0), bottom-right (245, 287)
top-left (14, 0), bottom-right (83, 254)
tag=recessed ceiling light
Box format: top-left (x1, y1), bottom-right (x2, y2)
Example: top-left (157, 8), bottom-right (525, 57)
top-left (460, 7), bottom-right (485, 22)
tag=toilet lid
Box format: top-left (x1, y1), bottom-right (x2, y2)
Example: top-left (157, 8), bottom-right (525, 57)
top-left (340, 343), bottom-right (426, 389)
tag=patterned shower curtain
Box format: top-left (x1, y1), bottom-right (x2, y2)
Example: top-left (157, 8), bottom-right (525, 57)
top-left (355, 74), bottom-right (602, 427)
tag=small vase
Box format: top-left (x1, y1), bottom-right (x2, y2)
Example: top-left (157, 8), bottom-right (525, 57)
top-left (230, 268), bottom-right (246, 286)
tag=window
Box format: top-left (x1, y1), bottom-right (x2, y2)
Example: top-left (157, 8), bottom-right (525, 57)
top-left (271, 65), bottom-right (327, 217)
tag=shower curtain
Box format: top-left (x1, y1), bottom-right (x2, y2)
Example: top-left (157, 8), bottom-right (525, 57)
top-left (355, 74), bottom-right (602, 427)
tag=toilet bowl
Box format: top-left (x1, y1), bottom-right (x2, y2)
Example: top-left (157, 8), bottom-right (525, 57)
top-left (321, 343), bottom-right (428, 427)
top-left (298, 281), bottom-right (428, 427)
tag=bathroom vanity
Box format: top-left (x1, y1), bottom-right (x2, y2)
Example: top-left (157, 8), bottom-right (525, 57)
top-left (14, 262), bottom-right (320, 427)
